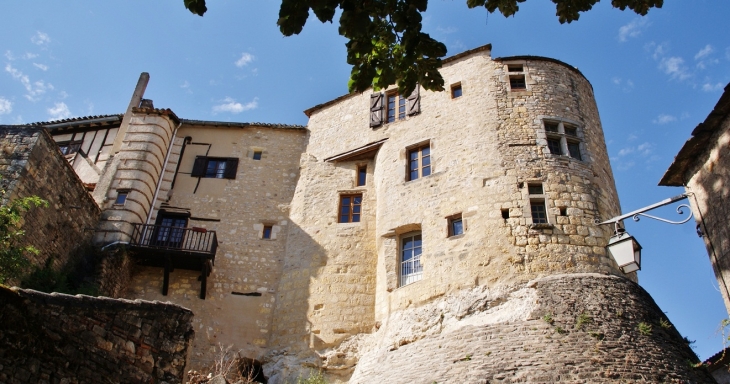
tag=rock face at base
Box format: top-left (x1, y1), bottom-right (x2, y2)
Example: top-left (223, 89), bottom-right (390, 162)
top-left (266, 273), bottom-right (712, 383)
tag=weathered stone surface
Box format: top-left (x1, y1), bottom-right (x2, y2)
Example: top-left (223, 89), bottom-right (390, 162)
top-left (0, 286), bottom-right (194, 384)
top-left (0, 126), bottom-right (100, 282)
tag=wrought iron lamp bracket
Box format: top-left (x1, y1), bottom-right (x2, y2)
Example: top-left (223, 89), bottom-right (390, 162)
top-left (599, 193), bottom-right (692, 230)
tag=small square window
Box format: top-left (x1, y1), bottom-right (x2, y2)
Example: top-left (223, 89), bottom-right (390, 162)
top-left (564, 126), bottom-right (578, 137)
top-left (357, 165), bottom-right (367, 186)
top-left (114, 191), bottom-right (128, 205)
top-left (507, 65), bottom-right (524, 72)
top-left (263, 225), bottom-right (273, 239)
top-left (528, 184), bottom-right (544, 195)
top-left (451, 83), bottom-right (462, 98)
top-left (253, 151), bottom-right (262, 160)
top-left (530, 201), bottom-right (548, 224)
top-left (448, 215), bottom-right (464, 237)
top-left (339, 194), bottom-right (362, 223)
top-left (509, 75), bottom-right (526, 90)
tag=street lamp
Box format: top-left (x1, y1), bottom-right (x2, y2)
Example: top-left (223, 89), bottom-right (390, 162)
top-left (599, 193), bottom-right (692, 274)
top-left (607, 229), bottom-right (642, 273)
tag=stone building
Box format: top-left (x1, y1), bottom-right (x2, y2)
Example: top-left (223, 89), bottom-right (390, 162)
top-left (660, 83), bottom-right (730, 315)
top-left (2, 44), bottom-right (715, 383)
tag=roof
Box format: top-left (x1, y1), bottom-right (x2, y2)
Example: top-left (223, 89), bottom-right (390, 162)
top-left (180, 119), bottom-right (305, 130)
top-left (30, 114), bottom-right (123, 131)
top-left (303, 44), bottom-right (591, 117)
top-left (703, 347), bottom-right (730, 372)
top-left (659, 82), bottom-right (730, 186)
top-left (303, 44), bottom-right (494, 118)
top-left (493, 55), bottom-right (589, 83)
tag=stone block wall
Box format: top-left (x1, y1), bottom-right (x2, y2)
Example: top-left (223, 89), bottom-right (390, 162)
top-left (269, 46), bottom-right (625, 378)
top-left (124, 123), bottom-right (307, 370)
top-left (0, 286), bottom-right (194, 383)
top-left (0, 126), bottom-right (100, 278)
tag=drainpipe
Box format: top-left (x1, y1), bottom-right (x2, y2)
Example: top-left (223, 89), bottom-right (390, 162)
top-left (145, 121), bottom-right (182, 225)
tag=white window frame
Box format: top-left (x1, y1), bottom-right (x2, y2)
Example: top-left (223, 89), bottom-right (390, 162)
top-left (400, 231), bottom-right (423, 287)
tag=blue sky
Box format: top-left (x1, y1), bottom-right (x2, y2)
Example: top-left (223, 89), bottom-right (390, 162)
top-left (2, 1), bottom-right (729, 360)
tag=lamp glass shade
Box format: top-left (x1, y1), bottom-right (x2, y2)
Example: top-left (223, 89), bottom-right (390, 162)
top-left (607, 232), bottom-right (642, 273)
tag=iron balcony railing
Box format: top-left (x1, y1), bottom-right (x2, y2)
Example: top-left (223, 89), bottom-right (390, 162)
top-left (129, 223), bottom-right (218, 257)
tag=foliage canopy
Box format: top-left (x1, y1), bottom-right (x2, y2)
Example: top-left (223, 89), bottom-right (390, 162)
top-left (183, 0), bottom-right (662, 96)
top-left (0, 190), bottom-right (47, 285)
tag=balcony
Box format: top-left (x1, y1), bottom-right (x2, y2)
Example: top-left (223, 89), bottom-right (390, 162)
top-left (128, 223), bottom-right (218, 299)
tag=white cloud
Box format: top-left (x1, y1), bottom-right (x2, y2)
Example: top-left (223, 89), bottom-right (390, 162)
top-left (659, 56), bottom-right (690, 80)
top-left (612, 77), bottom-right (634, 92)
top-left (627, 134), bottom-right (638, 141)
top-left (652, 114), bottom-right (677, 124)
top-left (637, 142), bottom-right (653, 155)
top-left (617, 147), bottom-right (634, 156)
top-left (33, 63), bottom-right (49, 71)
top-left (4, 51), bottom-right (15, 61)
top-left (646, 42), bottom-right (667, 60)
top-left (212, 97), bottom-right (258, 114)
top-left (618, 18), bottom-right (648, 42)
top-left (0, 97), bottom-right (12, 115)
top-left (31, 31), bottom-right (50, 46)
top-left (22, 52), bottom-right (38, 60)
top-left (5, 63), bottom-right (54, 101)
top-left (695, 45), bottom-right (714, 60)
top-left (436, 26), bottom-right (457, 34)
top-left (702, 82), bottom-right (724, 92)
top-left (47, 102), bottom-right (71, 120)
top-left (235, 53), bottom-right (255, 67)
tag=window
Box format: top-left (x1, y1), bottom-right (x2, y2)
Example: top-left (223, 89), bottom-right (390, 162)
top-left (507, 64), bottom-right (526, 91)
top-left (339, 194), bottom-right (362, 223)
top-left (191, 157), bottom-right (239, 179)
top-left (386, 92), bottom-right (406, 123)
top-left (369, 86), bottom-right (420, 127)
top-left (400, 232), bottom-right (423, 286)
top-left (253, 151), bottom-right (262, 160)
top-left (451, 83), bottom-right (462, 98)
top-left (114, 191), bottom-right (128, 205)
top-left (58, 141), bottom-right (82, 156)
top-left (407, 143), bottom-right (431, 181)
top-left (448, 214), bottom-right (464, 237)
top-left (528, 183), bottom-right (548, 224)
top-left (530, 202), bottom-right (548, 224)
top-left (153, 213), bottom-right (188, 248)
top-left (357, 165), bottom-right (367, 186)
top-left (262, 225), bottom-right (273, 239)
top-left (543, 120), bottom-right (583, 161)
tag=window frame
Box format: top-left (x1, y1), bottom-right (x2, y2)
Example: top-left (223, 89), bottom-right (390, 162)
top-left (406, 142), bottom-right (432, 181)
top-left (191, 156), bottom-right (239, 179)
top-left (447, 214), bottom-right (464, 237)
top-left (262, 225), bottom-right (273, 239)
top-left (507, 64), bottom-right (527, 91)
top-left (527, 183), bottom-right (550, 225)
top-left (542, 120), bottom-right (584, 161)
top-left (357, 164), bottom-right (367, 186)
top-left (57, 140), bottom-right (83, 156)
top-left (450, 82), bottom-right (463, 99)
top-left (400, 231), bottom-right (423, 287)
top-left (253, 151), bottom-right (263, 160)
top-left (338, 194), bottom-right (363, 223)
top-left (114, 190), bottom-right (129, 205)
top-left (386, 91), bottom-right (407, 123)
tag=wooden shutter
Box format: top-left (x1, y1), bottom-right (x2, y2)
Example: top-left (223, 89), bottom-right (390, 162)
top-left (407, 84), bottom-right (420, 116)
top-left (224, 158), bottom-right (239, 179)
top-left (191, 156), bottom-right (206, 177)
top-left (370, 93), bottom-right (383, 127)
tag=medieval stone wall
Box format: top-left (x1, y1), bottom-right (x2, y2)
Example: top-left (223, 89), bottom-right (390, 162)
top-left (0, 286), bottom-right (194, 384)
top-left (268, 47), bottom-right (626, 381)
top-left (0, 126), bottom-right (100, 277)
top-left (124, 123), bottom-right (307, 370)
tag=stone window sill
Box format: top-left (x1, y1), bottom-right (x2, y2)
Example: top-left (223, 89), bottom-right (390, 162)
top-left (530, 223), bottom-right (554, 230)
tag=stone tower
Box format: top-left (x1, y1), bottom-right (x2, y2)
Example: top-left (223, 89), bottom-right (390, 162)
top-left (266, 45), bottom-right (711, 383)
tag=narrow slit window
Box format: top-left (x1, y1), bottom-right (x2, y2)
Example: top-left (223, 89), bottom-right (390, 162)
top-left (357, 165), bottom-right (367, 186)
top-left (263, 225), bottom-right (273, 239)
top-left (448, 215), bottom-right (464, 237)
top-left (451, 83), bottom-right (462, 98)
top-left (387, 92), bottom-right (406, 123)
top-left (501, 209), bottom-right (510, 220)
